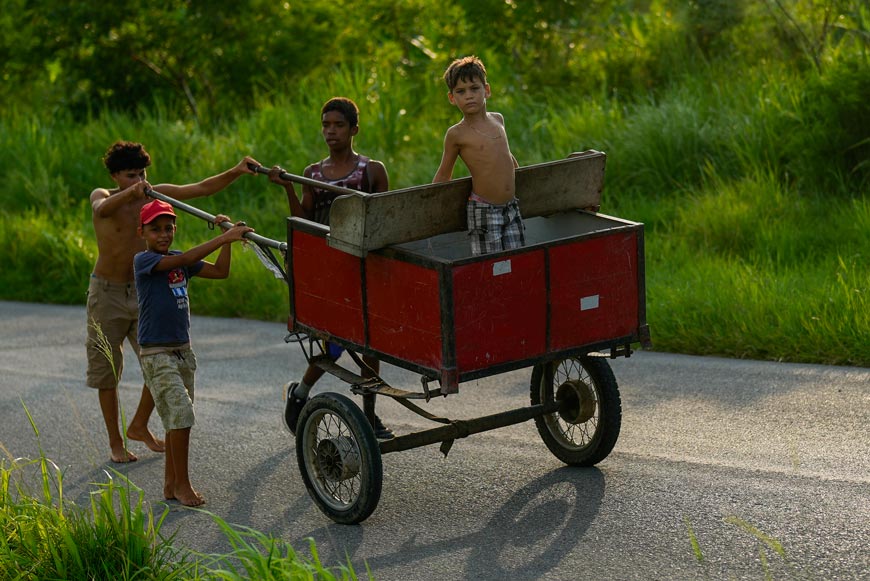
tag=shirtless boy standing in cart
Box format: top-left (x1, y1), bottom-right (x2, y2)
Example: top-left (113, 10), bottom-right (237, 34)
top-left (433, 55), bottom-right (525, 255)
top-left (89, 141), bottom-right (259, 463)
top-left (267, 97), bottom-right (394, 440)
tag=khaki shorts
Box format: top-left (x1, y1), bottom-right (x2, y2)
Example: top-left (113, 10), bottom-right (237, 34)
top-left (85, 275), bottom-right (140, 390)
top-left (141, 348), bottom-right (197, 431)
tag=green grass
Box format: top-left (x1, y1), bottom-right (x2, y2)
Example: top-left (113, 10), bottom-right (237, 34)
top-left (645, 168), bottom-right (869, 365)
top-left (0, 411), bottom-right (367, 580)
top-left (0, 456), bottom-right (366, 580)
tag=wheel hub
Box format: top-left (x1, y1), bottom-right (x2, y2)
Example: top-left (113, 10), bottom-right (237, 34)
top-left (556, 379), bottom-right (596, 424)
top-left (315, 436), bottom-right (360, 481)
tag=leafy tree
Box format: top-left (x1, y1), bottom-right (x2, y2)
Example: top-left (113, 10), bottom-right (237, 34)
top-left (2, 0), bottom-right (867, 123)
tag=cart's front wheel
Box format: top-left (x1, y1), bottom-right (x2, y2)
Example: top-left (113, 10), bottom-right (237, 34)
top-left (296, 393), bottom-right (382, 524)
top-left (530, 355), bottom-right (621, 466)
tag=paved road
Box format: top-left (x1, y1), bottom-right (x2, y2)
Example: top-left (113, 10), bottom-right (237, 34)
top-left (1, 301), bottom-right (868, 580)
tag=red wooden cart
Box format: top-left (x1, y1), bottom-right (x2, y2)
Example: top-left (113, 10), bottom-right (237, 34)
top-left (281, 151), bottom-right (649, 523)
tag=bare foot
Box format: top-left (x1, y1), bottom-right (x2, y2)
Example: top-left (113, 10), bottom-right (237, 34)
top-left (174, 485), bottom-right (205, 507)
top-left (127, 427), bottom-right (166, 453)
top-left (110, 447), bottom-right (138, 463)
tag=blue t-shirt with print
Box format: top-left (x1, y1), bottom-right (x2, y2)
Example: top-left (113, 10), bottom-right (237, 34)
top-left (134, 250), bottom-right (205, 346)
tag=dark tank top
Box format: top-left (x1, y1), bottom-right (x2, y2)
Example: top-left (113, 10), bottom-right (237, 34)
top-left (309, 155), bottom-right (370, 225)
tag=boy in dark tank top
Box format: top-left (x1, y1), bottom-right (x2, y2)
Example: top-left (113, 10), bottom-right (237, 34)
top-left (267, 97), bottom-right (394, 439)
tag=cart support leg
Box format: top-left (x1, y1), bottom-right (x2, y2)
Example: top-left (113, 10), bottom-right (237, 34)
top-left (379, 400), bottom-right (562, 455)
top-left (363, 392), bottom-right (376, 426)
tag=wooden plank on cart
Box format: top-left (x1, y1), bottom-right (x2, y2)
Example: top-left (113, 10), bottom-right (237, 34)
top-left (327, 151), bottom-right (606, 256)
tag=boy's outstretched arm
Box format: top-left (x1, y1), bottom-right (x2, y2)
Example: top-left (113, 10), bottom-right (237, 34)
top-left (152, 218), bottom-right (253, 274)
top-left (198, 217), bottom-right (253, 279)
top-left (155, 156), bottom-right (260, 201)
top-left (91, 179), bottom-right (151, 218)
top-left (268, 166), bottom-right (310, 219)
top-left (433, 130), bottom-right (460, 183)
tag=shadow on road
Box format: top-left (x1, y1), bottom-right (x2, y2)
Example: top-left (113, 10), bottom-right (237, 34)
top-left (296, 466), bottom-right (606, 579)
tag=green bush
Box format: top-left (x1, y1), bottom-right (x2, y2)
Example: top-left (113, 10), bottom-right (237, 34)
top-left (0, 209), bottom-right (94, 304)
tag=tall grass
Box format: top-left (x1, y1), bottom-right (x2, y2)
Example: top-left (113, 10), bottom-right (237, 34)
top-left (0, 209), bottom-right (94, 304)
top-left (1, 406), bottom-right (186, 579)
top-left (647, 243), bottom-right (868, 365)
top-left (194, 521), bottom-right (366, 580)
top-left (645, 168), bottom-right (869, 365)
top-left (0, 455), bottom-right (366, 580)
top-left (1, 410), bottom-right (365, 580)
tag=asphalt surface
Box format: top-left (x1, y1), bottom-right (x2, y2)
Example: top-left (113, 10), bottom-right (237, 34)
top-left (1, 300), bottom-right (868, 580)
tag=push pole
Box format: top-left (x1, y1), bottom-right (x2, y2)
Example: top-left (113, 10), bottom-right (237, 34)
top-left (144, 187), bottom-right (287, 253)
top-left (246, 163), bottom-right (360, 197)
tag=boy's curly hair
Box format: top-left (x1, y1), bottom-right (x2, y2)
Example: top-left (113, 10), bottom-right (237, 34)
top-left (103, 141), bottom-right (151, 174)
top-left (443, 56), bottom-right (487, 91)
top-left (322, 97), bottom-right (360, 128)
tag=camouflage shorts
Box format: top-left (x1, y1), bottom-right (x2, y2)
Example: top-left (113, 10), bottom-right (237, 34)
top-left (141, 348), bottom-right (197, 431)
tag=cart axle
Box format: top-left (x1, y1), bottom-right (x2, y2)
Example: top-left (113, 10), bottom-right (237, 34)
top-left (379, 400), bottom-right (562, 455)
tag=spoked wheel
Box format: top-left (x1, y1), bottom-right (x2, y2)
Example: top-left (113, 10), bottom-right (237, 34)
top-left (530, 355), bottom-right (622, 466)
top-left (295, 393), bottom-right (382, 524)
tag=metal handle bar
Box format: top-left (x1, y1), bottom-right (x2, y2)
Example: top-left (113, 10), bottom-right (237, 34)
top-left (145, 188), bottom-right (287, 252)
top-left (247, 162), bottom-right (360, 197)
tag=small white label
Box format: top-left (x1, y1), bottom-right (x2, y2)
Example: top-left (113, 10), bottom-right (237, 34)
top-left (581, 295), bottom-right (600, 311)
top-left (492, 260), bottom-right (512, 277)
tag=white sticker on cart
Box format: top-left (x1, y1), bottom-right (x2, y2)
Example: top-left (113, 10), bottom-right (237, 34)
top-left (492, 259), bottom-right (512, 277)
top-left (581, 295), bottom-right (600, 311)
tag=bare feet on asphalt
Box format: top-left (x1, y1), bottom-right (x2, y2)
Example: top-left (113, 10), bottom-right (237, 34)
top-left (164, 483), bottom-right (206, 507)
top-left (126, 427), bottom-right (166, 453)
top-left (172, 489), bottom-right (205, 507)
top-left (110, 446), bottom-right (138, 463)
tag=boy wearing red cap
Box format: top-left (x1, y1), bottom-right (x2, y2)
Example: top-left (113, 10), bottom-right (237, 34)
top-left (135, 199), bottom-right (252, 506)
top-left (88, 141), bottom-right (259, 463)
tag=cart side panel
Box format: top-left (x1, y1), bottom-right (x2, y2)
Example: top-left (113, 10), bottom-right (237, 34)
top-left (291, 230), bottom-right (365, 344)
top-left (365, 254), bottom-right (443, 369)
top-left (548, 231), bottom-right (640, 350)
top-left (452, 250), bottom-right (547, 373)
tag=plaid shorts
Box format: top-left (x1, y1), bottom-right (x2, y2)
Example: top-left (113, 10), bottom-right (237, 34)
top-left (141, 348), bottom-right (197, 431)
top-left (466, 195), bottom-right (526, 256)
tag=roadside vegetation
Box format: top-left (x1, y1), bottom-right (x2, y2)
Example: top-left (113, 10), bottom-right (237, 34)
top-left (1, 1), bottom-right (867, 368)
top-left (1, 456), bottom-right (365, 580)
top-left (1, 410), bottom-right (365, 580)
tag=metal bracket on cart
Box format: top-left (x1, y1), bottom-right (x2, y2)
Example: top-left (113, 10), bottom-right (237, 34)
top-left (587, 343), bottom-right (634, 359)
top-left (284, 331), bottom-right (334, 365)
top-left (609, 344), bottom-right (634, 358)
top-left (308, 351), bottom-right (449, 401)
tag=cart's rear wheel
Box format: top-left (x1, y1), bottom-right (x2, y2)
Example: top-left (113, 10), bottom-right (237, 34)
top-left (296, 393), bottom-right (382, 524)
top-left (530, 355), bottom-right (621, 466)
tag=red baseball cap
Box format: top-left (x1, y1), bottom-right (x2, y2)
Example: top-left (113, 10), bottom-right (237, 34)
top-left (140, 199), bottom-right (176, 225)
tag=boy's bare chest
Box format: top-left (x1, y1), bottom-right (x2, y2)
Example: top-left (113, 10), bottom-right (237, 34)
top-left (459, 130), bottom-right (510, 164)
top-left (95, 204), bottom-right (143, 241)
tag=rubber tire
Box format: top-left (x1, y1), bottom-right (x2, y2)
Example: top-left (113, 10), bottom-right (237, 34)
top-left (530, 355), bottom-right (622, 466)
top-left (295, 393), bottom-right (383, 524)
